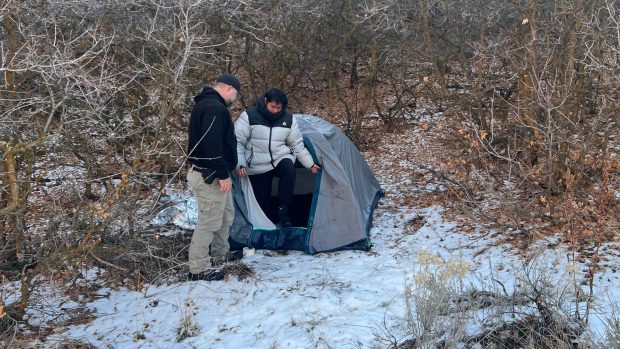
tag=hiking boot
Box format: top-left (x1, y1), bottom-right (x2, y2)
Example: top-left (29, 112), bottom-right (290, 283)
top-left (187, 269), bottom-right (225, 281)
top-left (277, 205), bottom-right (292, 228)
top-left (228, 250), bottom-right (244, 261)
top-left (211, 250), bottom-right (244, 267)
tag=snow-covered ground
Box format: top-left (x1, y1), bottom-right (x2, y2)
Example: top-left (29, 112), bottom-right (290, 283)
top-left (37, 199), bottom-right (618, 348)
top-left (5, 116), bottom-right (616, 348)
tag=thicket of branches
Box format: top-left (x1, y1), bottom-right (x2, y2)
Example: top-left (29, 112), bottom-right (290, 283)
top-left (0, 0), bottom-right (618, 344)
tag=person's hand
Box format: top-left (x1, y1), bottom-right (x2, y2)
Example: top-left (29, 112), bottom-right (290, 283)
top-left (237, 166), bottom-right (247, 176)
top-left (310, 164), bottom-right (321, 174)
top-left (219, 178), bottom-right (232, 192)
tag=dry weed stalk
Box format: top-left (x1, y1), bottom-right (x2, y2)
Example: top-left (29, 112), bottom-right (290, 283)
top-left (175, 298), bottom-right (199, 342)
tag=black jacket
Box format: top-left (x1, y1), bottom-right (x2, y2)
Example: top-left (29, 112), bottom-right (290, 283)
top-left (187, 87), bottom-right (237, 183)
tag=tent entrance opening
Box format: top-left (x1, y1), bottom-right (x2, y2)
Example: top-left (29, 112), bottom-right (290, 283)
top-left (268, 165), bottom-right (317, 227)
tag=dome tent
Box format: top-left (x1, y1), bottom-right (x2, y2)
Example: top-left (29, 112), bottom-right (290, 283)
top-left (230, 114), bottom-right (383, 253)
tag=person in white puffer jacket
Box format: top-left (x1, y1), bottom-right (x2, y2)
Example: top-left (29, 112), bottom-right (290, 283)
top-left (235, 88), bottom-right (320, 227)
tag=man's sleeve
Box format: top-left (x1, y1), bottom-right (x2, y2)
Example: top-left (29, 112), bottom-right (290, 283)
top-left (200, 105), bottom-right (230, 180)
top-left (235, 111), bottom-right (251, 168)
top-left (286, 117), bottom-right (315, 169)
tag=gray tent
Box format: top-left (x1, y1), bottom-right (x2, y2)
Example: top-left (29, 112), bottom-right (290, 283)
top-left (230, 115), bottom-right (383, 253)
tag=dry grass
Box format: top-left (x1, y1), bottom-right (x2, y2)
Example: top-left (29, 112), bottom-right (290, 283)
top-left (220, 261), bottom-right (255, 281)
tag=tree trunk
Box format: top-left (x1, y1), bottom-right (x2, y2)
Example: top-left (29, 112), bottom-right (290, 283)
top-left (1, 141), bottom-right (39, 261)
top-left (421, 0), bottom-right (445, 100)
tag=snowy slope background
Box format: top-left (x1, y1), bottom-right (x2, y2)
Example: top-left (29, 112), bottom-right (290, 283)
top-left (3, 112), bottom-right (618, 348)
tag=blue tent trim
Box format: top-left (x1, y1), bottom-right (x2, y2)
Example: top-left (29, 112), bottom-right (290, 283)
top-left (302, 136), bottom-right (321, 253)
top-left (249, 227), bottom-right (307, 251)
top-left (364, 189), bottom-right (385, 249)
top-left (243, 182), bottom-right (385, 254)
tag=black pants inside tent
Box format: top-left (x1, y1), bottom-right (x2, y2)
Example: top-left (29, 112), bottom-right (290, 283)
top-left (248, 158), bottom-right (295, 219)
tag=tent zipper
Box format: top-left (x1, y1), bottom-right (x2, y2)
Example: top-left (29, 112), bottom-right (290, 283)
top-left (269, 127), bottom-right (276, 168)
top-left (268, 127), bottom-right (275, 168)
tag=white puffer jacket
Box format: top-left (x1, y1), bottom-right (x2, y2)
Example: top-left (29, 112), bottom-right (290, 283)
top-left (235, 103), bottom-right (314, 175)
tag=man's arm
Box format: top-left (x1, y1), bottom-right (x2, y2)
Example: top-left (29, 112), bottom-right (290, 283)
top-left (234, 111), bottom-right (251, 169)
top-left (200, 105), bottom-right (230, 180)
top-left (286, 117), bottom-right (316, 169)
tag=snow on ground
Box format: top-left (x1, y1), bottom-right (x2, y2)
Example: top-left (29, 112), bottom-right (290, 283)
top-left (41, 207), bottom-right (454, 348)
top-left (33, 118), bottom-right (618, 348)
top-left (42, 200), bottom-right (619, 348)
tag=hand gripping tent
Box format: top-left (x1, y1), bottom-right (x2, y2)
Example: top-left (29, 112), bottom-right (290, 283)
top-left (230, 114), bottom-right (383, 253)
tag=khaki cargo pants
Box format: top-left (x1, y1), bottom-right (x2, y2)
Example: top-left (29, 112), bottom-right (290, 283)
top-left (187, 167), bottom-right (234, 274)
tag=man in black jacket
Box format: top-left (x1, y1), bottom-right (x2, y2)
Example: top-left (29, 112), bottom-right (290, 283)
top-left (186, 74), bottom-right (242, 281)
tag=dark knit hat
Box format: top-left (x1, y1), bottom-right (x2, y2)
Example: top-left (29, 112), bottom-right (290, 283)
top-left (216, 73), bottom-right (242, 98)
